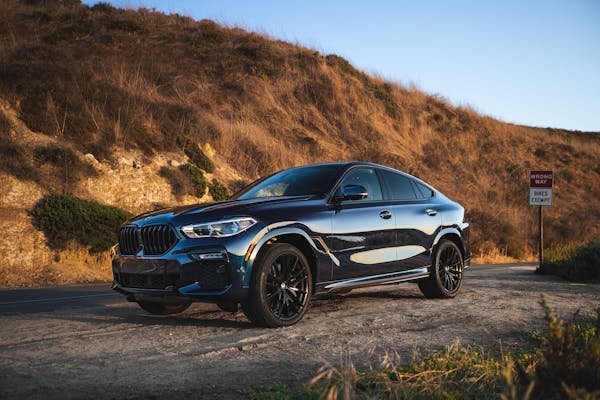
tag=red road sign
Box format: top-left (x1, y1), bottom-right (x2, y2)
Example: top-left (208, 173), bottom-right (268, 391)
top-left (530, 171), bottom-right (553, 188)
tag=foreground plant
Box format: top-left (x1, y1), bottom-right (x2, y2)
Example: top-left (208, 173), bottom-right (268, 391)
top-left (252, 299), bottom-right (600, 400)
top-left (529, 299), bottom-right (600, 399)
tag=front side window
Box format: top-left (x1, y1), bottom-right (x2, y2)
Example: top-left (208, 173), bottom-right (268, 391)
top-left (235, 164), bottom-right (344, 200)
top-left (337, 168), bottom-right (383, 201)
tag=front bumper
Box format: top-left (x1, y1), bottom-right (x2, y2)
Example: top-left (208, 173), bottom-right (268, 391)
top-left (112, 246), bottom-right (249, 302)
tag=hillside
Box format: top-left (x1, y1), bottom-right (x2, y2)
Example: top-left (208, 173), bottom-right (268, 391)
top-left (1, 1), bottom-right (599, 287)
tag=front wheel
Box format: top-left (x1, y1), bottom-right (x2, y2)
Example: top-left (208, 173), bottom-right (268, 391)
top-left (418, 239), bottom-right (464, 298)
top-left (137, 301), bottom-right (191, 315)
top-left (242, 243), bottom-right (313, 327)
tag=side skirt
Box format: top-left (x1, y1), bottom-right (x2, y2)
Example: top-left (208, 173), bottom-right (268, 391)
top-left (317, 266), bottom-right (430, 292)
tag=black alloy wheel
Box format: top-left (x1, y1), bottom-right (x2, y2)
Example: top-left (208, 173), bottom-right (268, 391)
top-left (418, 239), bottom-right (464, 298)
top-left (438, 244), bottom-right (463, 293)
top-left (242, 243), bottom-right (313, 327)
top-left (265, 253), bottom-right (310, 321)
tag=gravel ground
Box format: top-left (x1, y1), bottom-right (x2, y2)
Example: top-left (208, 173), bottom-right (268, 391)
top-left (1, 264), bottom-right (599, 399)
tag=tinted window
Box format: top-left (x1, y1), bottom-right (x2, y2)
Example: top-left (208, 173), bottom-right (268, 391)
top-left (379, 169), bottom-right (417, 200)
top-left (337, 168), bottom-right (383, 201)
top-left (235, 164), bottom-right (344, 200)
top-left (413, 180), bottom-right (434, 199)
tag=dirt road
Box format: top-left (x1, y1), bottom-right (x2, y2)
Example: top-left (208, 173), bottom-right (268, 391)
top-left (1, 264), bottom-right (598, 399)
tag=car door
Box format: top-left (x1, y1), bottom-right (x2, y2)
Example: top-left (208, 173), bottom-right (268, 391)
top-left (377, 169), bottom-right (442, 271)
top-left (328, 167), bottom-right (398, 280)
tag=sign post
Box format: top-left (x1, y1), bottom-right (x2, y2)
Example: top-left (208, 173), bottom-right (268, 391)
top-left (529, 171), bottom-right (553, 266)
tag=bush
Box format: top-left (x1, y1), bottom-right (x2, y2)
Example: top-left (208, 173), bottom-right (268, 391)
top-left (208, 179), bottom-right (229, 201)
top-left (252, 300), bottom-right (600, 400)
top-left (537, 239), bottom-right (600, 282)
top-left (531, 299), bottom-right (600, 398)
top-left (178, 163), bottom-right (206, 197)
top-left (31, 194), bottom-right (132, 252)
top-left (176, 135), bottom-right (215, 173)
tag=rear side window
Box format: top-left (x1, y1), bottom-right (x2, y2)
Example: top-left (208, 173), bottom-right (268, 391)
top-left (378, 169), bottom-right (417, 200)
top-left (413, 180), bottom-right (434, 199)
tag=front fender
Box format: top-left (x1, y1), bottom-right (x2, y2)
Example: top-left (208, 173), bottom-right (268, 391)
top-left (241, 224), bottom-right (323, 287)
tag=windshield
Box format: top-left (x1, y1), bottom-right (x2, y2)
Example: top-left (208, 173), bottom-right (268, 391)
top-left (235, 164), bottom-right (344, 200)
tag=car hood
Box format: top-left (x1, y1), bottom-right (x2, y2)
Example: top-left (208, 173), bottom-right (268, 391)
top-left (126, 195), bottom-right (317, 226)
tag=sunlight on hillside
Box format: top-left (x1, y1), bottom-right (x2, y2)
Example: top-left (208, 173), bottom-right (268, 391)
top-left (0, 0), bottom-right (598, 285)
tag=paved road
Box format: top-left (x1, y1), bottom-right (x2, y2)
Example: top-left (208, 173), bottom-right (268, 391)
top-left (0, 263), bottom-right (539, 315)
top-left (0, 263), bottom-right (536, 314)
top-left (0, 283), bottom-right (119, 314)
top-left (1, 264), bottom-right (599, 399)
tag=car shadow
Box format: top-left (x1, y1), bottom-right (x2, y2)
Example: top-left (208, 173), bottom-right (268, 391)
top-left (46, 302), bottom-right (257, 329)
top-left (314, 285), bottom-right (423, 300)
top-left (47, 287), bottom-right (424, 329)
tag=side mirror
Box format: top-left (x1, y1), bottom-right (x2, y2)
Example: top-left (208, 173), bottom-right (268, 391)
top-left (338, 184), bottom-right (368, 201)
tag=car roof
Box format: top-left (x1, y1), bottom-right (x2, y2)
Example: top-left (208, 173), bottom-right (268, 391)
top-left (295, 161), bottom-right (392, 170)
top-left (297, 162), bottom-right (437, 192)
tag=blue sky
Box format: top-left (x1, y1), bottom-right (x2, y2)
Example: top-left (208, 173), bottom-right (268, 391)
top-left (85, 0), bottom-right (600, 131)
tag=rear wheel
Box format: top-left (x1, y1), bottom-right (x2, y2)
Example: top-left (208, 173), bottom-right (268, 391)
top-left (418, 239), bottom-right (464, 298)
top-left (137, 301), bottom-right (191, 315)
top-left (242, 243), bottom-right (313, 327)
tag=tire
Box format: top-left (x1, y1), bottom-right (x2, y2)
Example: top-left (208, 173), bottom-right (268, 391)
top-left (418, 239), bottom-right (464, 299)
top-left (241, 243), bottom-right (313, 328)
top-left (137, 301), bottom-right (191, 315)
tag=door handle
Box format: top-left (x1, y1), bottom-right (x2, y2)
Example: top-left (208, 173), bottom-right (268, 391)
top-left (425, 208), bottom-right (437, 216)
top-left (379, 210), bottom-right (392, 219)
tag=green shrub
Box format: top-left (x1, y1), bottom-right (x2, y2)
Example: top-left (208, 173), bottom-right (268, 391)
top-left (531, 299), bottom-right (600, 398)
top-left (31, 194), bottom-right (132, 252)
top-left (178, 163), bottom-right (206, 197)
top-left (252, 301), bottom-right (600, 400)
top-left (176, 135), bottom-right (215, 173)
top-left (208, 179), bottom-right (229, 201)
top-left (537, 239), bottom-right (600, 282)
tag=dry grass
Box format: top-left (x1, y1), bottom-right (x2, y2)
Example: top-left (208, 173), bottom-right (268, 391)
top-left (252, 299), bottom-right (600, 400)
top-left (0, 1), bottom-right (599, 257)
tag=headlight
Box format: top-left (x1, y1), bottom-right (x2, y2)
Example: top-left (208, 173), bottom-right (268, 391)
top-left (180, 217), bottom-right (257, 239)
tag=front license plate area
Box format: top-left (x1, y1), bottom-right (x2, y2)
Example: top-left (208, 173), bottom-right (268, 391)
top-left (118, 260), bottom-right (176, 289)
top-left (121, 260), bottom-right (166, 274)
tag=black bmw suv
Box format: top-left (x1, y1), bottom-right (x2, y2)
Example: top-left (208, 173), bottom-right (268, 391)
top-left (113, 162), bottom-right (470, 327)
